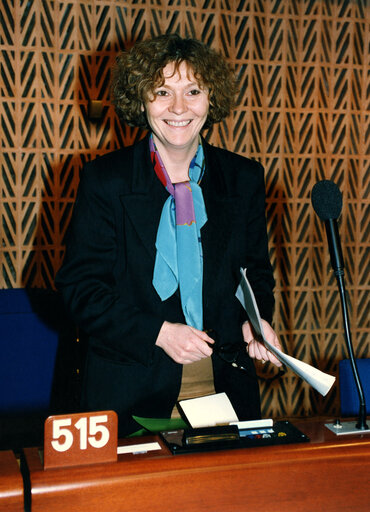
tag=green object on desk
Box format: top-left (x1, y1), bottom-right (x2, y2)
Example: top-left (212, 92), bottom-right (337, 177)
top-left (131, 416), bottom-right (188, 435)
top-left (128, 428), bottom-right (149, 438)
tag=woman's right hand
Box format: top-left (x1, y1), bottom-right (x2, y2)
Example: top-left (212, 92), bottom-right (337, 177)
top-left (155, 321), bottom-right (214, 364)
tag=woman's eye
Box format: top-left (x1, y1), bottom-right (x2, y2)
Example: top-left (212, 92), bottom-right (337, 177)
top-left (155, 90), bottom-right (168, 97)
top-left (188, 89), bottom-right (201, 96)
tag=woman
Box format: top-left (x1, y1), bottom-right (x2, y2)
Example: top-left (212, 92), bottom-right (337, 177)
top-left (56, 34), bottom-right (281, 436)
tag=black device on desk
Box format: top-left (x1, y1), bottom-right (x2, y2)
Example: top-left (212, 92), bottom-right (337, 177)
top-left (160, 421), bottom-right (309, 455)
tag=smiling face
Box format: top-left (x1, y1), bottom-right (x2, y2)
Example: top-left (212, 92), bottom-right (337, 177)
top-left (144, 61), bottom-right (210, 156)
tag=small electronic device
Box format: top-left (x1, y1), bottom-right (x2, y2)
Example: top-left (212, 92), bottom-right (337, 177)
top-left (182, 425), bottom-right (240, 446)
top-left (160, 421), bottom-right (309, 455)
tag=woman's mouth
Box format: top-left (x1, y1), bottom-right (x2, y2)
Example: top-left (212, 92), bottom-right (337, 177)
top-left (165, 120), bottom-right (192, 127)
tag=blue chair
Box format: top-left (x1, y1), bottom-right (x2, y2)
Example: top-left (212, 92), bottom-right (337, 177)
top-left (0, 288), bottom-right (77, 448)
top-left (0, 289), bottom-right (59, 414)
top-left (339, 359), bottom-right (370, 416)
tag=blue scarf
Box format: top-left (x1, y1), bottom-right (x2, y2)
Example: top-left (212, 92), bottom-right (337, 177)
top-left (151, 136), bottom-right (207, 329)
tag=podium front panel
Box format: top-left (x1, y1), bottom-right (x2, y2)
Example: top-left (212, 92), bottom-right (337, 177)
top-left (24, 420), bottom-right (370, 512)
top-left (0, 450), bottom-right (24, 512)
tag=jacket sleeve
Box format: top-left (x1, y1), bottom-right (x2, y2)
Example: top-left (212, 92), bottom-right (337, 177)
top-left (243, 161), bottom-right (275, 324)
top-left (55, 160), bottom-right (163, 366)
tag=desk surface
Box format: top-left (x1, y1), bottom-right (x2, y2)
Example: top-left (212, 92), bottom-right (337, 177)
top-left (24, 419), bottom-right (370, 512)
top-left (0, 450), bottom-right (24, 512)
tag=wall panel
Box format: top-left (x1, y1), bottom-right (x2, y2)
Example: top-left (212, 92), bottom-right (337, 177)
top-left (1, 0), bottom-right (369, 418)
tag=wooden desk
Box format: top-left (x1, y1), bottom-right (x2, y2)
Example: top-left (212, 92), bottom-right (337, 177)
top-left (0, 450), bottom-right (24, 511)
top-left (24, 420), bottom-right (370, 512)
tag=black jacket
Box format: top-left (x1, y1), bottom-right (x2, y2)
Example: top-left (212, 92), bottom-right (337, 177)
top-left (56, 135), bottom-right (275, 435)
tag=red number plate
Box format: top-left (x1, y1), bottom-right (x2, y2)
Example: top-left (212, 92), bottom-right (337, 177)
top-left (44, 411), bottom-right (118, 469)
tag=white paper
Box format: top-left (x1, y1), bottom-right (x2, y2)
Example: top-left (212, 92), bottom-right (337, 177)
top-left (236, 268), bottom-right (336, 397)
top-left (231, 419), bottom-right (273, 429)
top-left (117, 442), bottom-right (161, 455)
top-left (179, 392), bottom-right (239, 428)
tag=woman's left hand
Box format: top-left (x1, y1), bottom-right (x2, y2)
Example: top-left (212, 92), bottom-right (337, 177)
top-left (242, 320), bottom-right (282, 367)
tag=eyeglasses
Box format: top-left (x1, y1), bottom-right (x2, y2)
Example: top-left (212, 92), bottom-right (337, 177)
top-left (206, 328), bottom-right (286, 382)
top-left (206, 329), bottom-right (249, 372)
top-left (216, 344), bottom-right (250, 372)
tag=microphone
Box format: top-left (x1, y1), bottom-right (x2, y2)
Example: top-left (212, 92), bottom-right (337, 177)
top-left (311, 179), bottom-right (368, 432)
top-left (311, 180), bottom-right (344, 276)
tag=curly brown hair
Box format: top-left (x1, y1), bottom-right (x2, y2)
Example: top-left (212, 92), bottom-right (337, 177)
top-left (110, 34), bottom-right (237, 129)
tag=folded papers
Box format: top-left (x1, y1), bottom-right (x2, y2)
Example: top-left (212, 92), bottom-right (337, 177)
top-left (236, 268), bottom-right (335, 397)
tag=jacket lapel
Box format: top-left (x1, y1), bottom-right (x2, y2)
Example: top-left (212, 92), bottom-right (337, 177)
top-left (201, 142), bottom-right (239, 300)
top-left (119, 137), bottom-right (168, 261)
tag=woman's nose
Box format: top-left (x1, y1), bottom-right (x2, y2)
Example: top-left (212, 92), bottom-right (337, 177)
top-left (169, 94), bottom-right (187, 114)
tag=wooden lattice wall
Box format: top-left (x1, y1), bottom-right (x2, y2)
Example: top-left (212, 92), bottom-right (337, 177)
top-left (1, 0), bottom-right (369, 418)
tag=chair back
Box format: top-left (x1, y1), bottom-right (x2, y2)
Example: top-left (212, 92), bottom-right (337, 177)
top-left (339, 358), bottom-right (370, 416)
top-left (0, 288), bottom-right (60, 414)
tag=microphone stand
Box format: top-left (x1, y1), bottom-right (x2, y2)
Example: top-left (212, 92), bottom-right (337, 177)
top-left (325, 221), bottom-right (369, 434)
